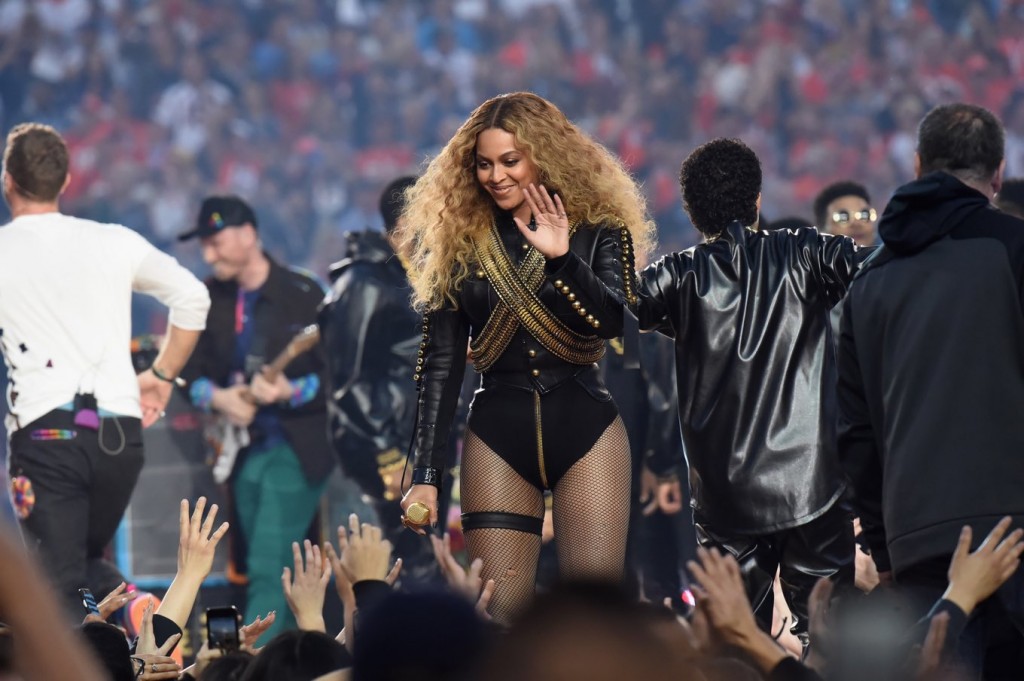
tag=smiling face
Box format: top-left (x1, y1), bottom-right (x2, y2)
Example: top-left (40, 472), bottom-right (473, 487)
top-left (475, 127), bottom-right (541, 222)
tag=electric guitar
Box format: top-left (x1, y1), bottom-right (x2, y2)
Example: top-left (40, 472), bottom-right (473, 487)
top-left (205, 324), bottom-right (321, 483)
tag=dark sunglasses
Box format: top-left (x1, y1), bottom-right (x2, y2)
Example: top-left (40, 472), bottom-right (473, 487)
top-left (831, 208), bottom-right (877, 225)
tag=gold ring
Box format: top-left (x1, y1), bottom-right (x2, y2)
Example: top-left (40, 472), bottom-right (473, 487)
top-left (404, 501), bottom-right (431, 527)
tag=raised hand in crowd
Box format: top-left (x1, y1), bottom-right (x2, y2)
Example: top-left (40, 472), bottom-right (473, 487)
top-left (430, 532), bottom-right (496, 618)
top-left (240, 611), bottom-right (277, 654)
top-left (324, 514), bottom-right (401, 652)
top-left (133, 599), bottom-right (182, 680)
top-left (687, 547), bottom-right (794, 676)
top-left (917, 612), bottom-right (951, 679)
top-left (158, 497), bottom-right (230, 630)
top-left (331, 513), bottom-right (401, 585)
top-left (282, 540), bottom-right (333, 633)
top-left (81, 581), bottom-right (138, 625)
top-left (942, 516), bottom-right (1024, 616)
top-left (210, 384), bottom-right (258, 427)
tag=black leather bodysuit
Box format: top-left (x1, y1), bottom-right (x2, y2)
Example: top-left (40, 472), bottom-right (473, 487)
top-left (410, 210), bottom-right (636, 492)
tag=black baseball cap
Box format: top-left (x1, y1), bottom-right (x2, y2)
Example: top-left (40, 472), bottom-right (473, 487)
top-left (178, 195), bottom-right (258, 241)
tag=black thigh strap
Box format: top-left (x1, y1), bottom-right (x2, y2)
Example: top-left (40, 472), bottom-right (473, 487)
top-left (461, 511), bottom-right (543, 535)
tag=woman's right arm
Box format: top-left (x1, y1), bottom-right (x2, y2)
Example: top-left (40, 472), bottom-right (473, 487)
top-left (408, 307), bottom-right (470, 496)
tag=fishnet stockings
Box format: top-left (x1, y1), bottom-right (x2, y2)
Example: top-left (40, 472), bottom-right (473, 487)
top-left (460, 417), bottom-right (631, 623)
top-left (461, 430), bottom-right (544, 625)
top-left (552, 417), bottom-right (632, 582)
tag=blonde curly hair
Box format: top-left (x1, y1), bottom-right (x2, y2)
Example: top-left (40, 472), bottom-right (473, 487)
top-left (396, 92), bottom-right (656, 311)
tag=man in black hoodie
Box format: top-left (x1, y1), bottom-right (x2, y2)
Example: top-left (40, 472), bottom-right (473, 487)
top-left (838, 103), bottom-right (1024, 670)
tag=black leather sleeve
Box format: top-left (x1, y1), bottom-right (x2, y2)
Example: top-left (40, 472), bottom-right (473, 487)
top-left (808, 231), bottom-right (877, 308)
top-left (636, 253), bottom-right (682, 338)
top-left (544, 225), bottom-right (636, 338)
top-left (412, 307), bottom-right (470, 488)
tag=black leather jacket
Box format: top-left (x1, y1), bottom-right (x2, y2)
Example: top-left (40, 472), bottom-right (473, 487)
top-left (181, 255), bottom-right (334, 483)
top-left (638, 222), bottom-right (863, 534)
top-left (319, 231), bottom-right (421, 496)
top-left (412, 213), bottom-right (635, 486)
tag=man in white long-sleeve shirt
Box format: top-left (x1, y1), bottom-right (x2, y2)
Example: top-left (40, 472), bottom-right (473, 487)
top-left (0, 122), bottom-right (210, 616)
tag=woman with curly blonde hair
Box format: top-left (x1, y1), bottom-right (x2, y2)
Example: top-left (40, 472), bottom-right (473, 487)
top-left (396, 91), bottom-right (656, 623)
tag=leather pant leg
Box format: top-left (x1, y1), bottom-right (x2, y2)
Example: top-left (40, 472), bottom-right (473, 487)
top-left (695, 521), bottom-right (778, 634)
top-left (778, 500), bottom-right (855, 639)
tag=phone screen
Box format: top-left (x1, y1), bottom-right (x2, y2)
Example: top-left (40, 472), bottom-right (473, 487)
top-left (206, 606), bottom-right (240, 651)
top-left (79, 588), bottom-right (100, 617)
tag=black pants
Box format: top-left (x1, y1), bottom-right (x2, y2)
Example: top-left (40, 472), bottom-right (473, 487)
top-left (8, 409), bottom-right (143, 620)
top-left (695, 500), bottom-right (854, 639)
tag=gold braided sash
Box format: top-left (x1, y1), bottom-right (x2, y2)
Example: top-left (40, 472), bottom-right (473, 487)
top-left (470, 223), bottom-right (605, 372)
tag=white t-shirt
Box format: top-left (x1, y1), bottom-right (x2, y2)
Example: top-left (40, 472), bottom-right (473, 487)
top-left (0, 212), bottom-right (210, 431)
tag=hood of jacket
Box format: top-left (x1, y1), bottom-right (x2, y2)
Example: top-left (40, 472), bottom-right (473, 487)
top-left (328, 230), bottom-right (398, 282)
top-left (878, 171), bottom-right (991, 256)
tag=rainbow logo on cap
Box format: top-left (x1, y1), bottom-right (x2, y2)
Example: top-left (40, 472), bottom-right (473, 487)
top-left (209, 211), bottom-right (225, 230)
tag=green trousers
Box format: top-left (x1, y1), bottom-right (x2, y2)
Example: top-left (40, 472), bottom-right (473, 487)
top-left (234, 441), bottom-right (325, 641)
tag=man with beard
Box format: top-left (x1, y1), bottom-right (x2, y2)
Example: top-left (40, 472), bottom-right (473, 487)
top-left (179, 195), bottom-right (333, 639)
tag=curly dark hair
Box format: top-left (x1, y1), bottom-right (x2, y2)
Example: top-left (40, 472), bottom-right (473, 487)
top-left (813, 181), bottom-right (871, 227)
top-left (679, 138), bottom-right (762, 239)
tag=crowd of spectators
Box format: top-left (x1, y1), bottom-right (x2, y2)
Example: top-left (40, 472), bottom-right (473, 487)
top-left (2, 0), bottom-right (1024, 297)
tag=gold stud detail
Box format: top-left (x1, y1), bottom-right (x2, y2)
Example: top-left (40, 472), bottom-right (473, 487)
top-left (577, 308), bottom-right (587, 316)
top-left (528, 349), bottom-right (537, 358)
top-left (522, 243), bottom-right (529, 250)
top-left (476, 270), bottom-right (485, 279)
top-left (593, 320), bottom-right (601, 328)
top-left (586, 314), bottom-right (594, 323)
top-left (567, 293), bottom-right (576, 302)
top-left (531, 369), bottom-right (540, 377)
top-left (554, 280), bottom-right (563, 288)
top-left (572, 301), bottom-right (581, 309)
top-left (561, 285), bottom-right (570, 295)
top-left (413, 374), bottom-right (421, 381)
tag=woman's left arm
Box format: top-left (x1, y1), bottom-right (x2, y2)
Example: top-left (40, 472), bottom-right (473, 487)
top-left (543, 224), bottom-right (636, 339)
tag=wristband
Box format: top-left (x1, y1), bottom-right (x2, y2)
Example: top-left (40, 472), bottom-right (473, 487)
top-left (152, 365), bottom-right (186, 387)
top-left (411, 466), bottom-right (442, 489)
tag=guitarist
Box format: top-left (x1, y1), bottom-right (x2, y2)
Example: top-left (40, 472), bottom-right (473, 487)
top-left (178, 195), bottom-right (333, 640)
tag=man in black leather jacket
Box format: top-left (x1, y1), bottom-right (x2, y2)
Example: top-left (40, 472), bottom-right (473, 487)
top-left (637, 138), bottom-right (862, 642)
top-left (319, 177), bottom-right (445, 583)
